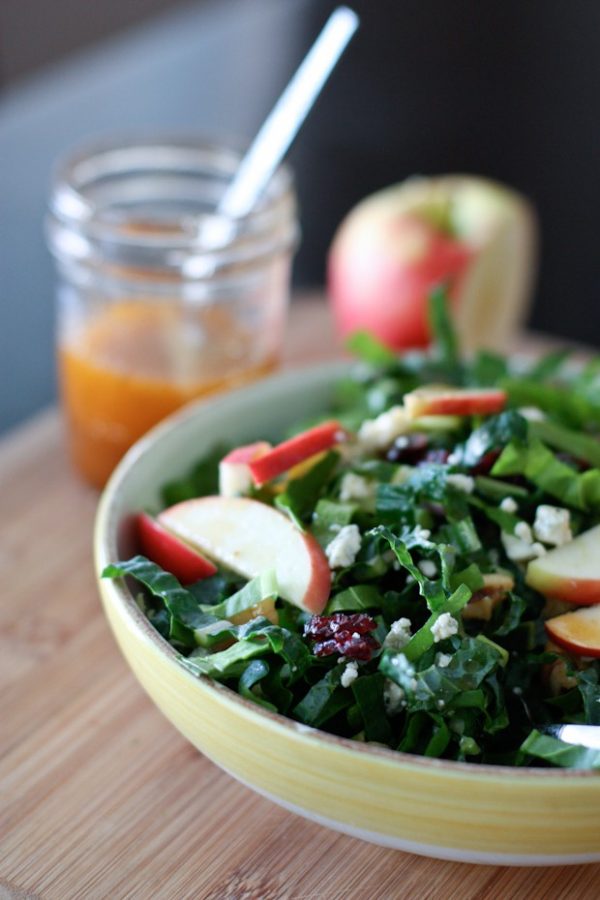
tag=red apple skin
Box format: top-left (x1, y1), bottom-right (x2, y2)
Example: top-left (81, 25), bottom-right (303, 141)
top-left (249, 421), bottom-right (346, 486)
top-left (293, 531), bottom-right (332, 615)
top-left (328, 210), bottom-right (473, 349)
top-left (219, 441), bottom-right (271, 497)
top-left (221, 441), bottom-right (271, 465)
top-left (404, 387), bottom-right (507, 418)
top-left (545, 606), bottom-right (600, 658)
top-left (137, 512), bottom-right (217, 584)
top-left (526, 572), bottom-right (600, 606)
top-left (159, 496), bottom-right (331, 614)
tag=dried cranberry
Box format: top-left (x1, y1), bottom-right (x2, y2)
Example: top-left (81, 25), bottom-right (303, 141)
top-left (386, 433), bottom-right (429, 464)
top-left (470, 449), bottom-right (501, 475)
top-left (304, 612), bottom-right (377, 639)
top-left (304, 613), bottom-right (380, 661)
top-left (314, 634), bottom-right (380, 661)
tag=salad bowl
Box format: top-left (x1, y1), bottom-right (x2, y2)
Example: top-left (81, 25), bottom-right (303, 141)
top-left (95, 360), bottom-right (600, 865)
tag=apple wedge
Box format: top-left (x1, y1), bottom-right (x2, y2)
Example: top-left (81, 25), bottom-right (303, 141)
top-left (404, 386), bottom-right (507, 418)
top-left (248, 421), bottom-right (346, 487)
top-left (526, 525), bottom-right (600, 605)
top-left (219, 441), bottom-right (271, 497)
top-left (137, 513), bottom-right (217, 584)
top-left (545, 606), bottom-right (600, 658)
top-left (158, 496), bottom-right (331, 614)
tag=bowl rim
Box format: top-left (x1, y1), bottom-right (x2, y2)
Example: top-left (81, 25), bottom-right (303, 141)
top-left (95, 359), bottom-right (599, 782)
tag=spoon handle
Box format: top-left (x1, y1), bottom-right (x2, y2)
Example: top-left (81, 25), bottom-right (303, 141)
top-left (218, 6), bottom-right (359, 219)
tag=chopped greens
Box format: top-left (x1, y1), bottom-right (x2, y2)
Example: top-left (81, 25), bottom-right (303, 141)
top-left (103, 290), bottom-right (600, 770)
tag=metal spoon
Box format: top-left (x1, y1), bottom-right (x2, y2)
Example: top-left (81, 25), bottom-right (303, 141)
top-left (541, 724), bottom-right (600, 750)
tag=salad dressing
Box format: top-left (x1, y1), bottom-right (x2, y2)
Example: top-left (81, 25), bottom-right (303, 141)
top-left (59, 301), bottom-right (277, 488)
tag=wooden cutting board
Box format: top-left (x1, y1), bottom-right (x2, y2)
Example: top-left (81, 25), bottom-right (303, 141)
top-left (1, 297), bottom-right (599, 899)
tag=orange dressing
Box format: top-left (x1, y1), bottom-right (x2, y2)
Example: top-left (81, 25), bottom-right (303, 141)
top-left (59, 301), bottom-right (277, 488)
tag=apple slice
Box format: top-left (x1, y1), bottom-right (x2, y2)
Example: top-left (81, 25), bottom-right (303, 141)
top-left (158, 496), bottom-right (331, 614)
top-left (526, 525), bottom-right (600, 605)
top-left (248, 421), bottom-right (347, 487)
top-left (462, 571), bottom-right (514, 621)
top-left (545, 606), bottom-right (600, 657)
top-left (404, 386), bottom-right (507, 418)
top-left (137, 512), bottom-right (217, 584)
top-left (219, 441), bottom-right (271, 497)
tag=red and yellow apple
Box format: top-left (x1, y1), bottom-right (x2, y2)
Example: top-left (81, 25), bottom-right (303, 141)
top-left (248, 420), bottom-right (346, 487)
top-left (328, 175), bottom-right (537, 351)
top-left (137, 512), bottom-right (217, 584)
top-left (158, 496), bottom-right (331, 614)
top-left (404, 386), bottom-right (507, 418)
top-left (526, 525), bottom-right (600, 605)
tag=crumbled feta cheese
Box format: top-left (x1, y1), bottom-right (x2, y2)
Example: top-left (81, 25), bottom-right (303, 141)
top-left (446, 473), bottom-right (475, 494)
top-left (383, 678), bottom-right (405, 715)
top-left (383, 617), bottom-right (412, 651)
top-left (502, 518), bottom-right (548, 562)
top-left (340, 660), bottom-right (359, 688)
top-left (357, 406), bottom-right (409, 450)
top-left (514, 521), bottom-right (533, 543)
top-left (435, 652), bottom-right (452, 668)
top-left (533, 505), bottom-right (572, 546)
top-left (418, 559), bottom-right (438, 579)
top-left (413, 525), bottom-right (432, 544)
top-left (325, 524), bottom-right (362, 569)
top-left (392, 653), bottom-right (415, 676)
top-left (518, 406), bottom-right (545, 422)
top-left (339, 472), bottom-right (375, 503)
top-left (389, 653), bottom-right (418, 692)
top-left (431, 613), bottom-right (459, 643)
top-left (501, 531), bottom-right (540, 562)
top-left (500, 496), bottom-right (518, 514)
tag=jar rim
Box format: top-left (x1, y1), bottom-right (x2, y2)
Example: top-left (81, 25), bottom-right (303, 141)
top-left (46, 134), bottom-right (299, 280)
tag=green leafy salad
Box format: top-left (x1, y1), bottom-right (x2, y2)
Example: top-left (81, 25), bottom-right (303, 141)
top-left (104, 290), bottom-right (600, 769)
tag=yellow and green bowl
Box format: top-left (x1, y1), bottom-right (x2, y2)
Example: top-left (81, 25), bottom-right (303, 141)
top-left (95, 362), bottom-right (600, 865)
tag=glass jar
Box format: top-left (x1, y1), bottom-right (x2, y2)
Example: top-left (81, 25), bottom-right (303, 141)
top-left (46, 137), bottom-right (299, 488)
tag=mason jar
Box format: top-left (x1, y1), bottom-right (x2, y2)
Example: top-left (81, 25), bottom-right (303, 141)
top-left (46, 137), bottom-right (299, 488)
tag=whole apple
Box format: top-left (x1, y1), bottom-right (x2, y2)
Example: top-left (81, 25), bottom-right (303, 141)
top-left (327, 176), bottom-right (537, 351)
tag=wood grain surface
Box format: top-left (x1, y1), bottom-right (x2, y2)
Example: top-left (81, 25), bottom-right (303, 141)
top-left (2, 297), bottom-right (599, 899)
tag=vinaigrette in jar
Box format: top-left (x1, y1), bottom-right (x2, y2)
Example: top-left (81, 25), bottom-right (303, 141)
top-left (47, 138), bottom-right (298, 486)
